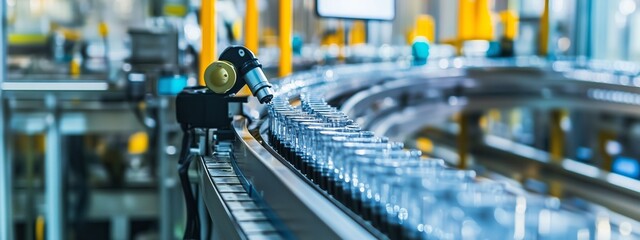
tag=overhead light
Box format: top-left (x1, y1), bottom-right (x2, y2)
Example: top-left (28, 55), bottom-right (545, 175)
top-left (2, 81), bottom-right (109, 91)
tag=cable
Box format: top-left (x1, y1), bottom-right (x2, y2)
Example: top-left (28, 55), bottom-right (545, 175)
top-left (178, 127), bottom-right (200, 240)
top-left (179, 129), bottom-right (199, 240)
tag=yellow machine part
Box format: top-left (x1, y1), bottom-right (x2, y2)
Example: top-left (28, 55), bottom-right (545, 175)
top-left (164, 3), bottom-right (188, 17)
top-left (128, 131), bottom-right (149, 155)
top-left (8, 34), bottom-right (48, 45)
top-left (416, 137), bottom-right (434, 154)
top-left (98, 22), bottom-right (109, 38)
top-left (204, 61), bottom-right (237, 94)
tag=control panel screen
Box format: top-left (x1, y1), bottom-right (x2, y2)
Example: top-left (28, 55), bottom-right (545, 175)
top-left (316, 0), bottom-right (395, 21)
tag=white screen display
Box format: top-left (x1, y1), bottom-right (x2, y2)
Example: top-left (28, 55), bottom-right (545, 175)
top-left (316, 0), bottom-right (395, 21)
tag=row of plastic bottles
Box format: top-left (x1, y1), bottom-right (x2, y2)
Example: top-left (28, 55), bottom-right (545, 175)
top-left (266, 94), bottom-right (598, 240)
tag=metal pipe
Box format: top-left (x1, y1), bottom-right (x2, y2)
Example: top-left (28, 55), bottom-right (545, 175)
top-left (157, 98), bottom-right (171, 240)
top-left (45, 95), bottom-right (63, 240)
top-left (0, 0), bottom-right (12, 238)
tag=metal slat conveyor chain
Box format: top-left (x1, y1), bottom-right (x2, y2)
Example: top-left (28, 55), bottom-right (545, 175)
top-left (198, 141), bottom-right (284, 239)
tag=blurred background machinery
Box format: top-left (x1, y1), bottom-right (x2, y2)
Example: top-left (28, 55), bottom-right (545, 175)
top-left (1, 0), bottom-right (640, 239)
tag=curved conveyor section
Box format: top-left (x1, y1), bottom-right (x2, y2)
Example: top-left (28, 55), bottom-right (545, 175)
top-left (230, 58), bottom-right (640, 239)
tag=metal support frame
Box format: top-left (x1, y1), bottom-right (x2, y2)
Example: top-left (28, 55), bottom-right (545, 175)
top-left (111, 215), bottom-right (129, 240)
top-left (549, 109), bottom-right (565, 163)
top-left (0, 0), bottom-right (11, 239)
top-left (457, 114), bottom-right (469, 169)
top-left (590, 0), bottom-right (609, 60)
top-left (157, 97), bottom-right (171, 240)
top-left (45, 95), bottom-right (63, 240)
top-left (574, 0), bottom-right (592, 58)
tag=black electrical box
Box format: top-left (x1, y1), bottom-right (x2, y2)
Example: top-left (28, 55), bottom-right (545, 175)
top-left (176, 87), bottom-right (247, 129)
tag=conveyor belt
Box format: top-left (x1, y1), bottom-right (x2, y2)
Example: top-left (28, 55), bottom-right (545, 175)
top-left (198, 143), bottom-right (285, 239)
top-left (199, 58), bottom-right (640, 239)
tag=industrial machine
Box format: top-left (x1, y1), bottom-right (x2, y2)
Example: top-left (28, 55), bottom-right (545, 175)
top-left (175, 45), bottom-right (274, 239)
top-left (172, 44), bottom-right (640, 239)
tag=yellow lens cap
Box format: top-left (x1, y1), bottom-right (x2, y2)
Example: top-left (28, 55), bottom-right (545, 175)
top-left (204, 61), bottom-right (237, 94)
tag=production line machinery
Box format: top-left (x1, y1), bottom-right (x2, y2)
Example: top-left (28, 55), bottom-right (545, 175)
top-left (176, 47), bottom-right (640, 239)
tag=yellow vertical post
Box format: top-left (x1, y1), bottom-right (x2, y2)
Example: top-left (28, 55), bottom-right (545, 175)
top-left (245, 0), bottom-right (259, 54)
top-left (200, 0), bottom-right (216, 86)
top-left (475, 0), bottom-right (494, 40)
top-left (458, 0), bottom-right (476, 41)
top-left (538, 0), bottom-right (549, 56)
top-left (499, 10), bottom-right (519, 40)
top-left (457, 114), bottom-right (469, 169)
top-left (349, 21), bottom-right (367, 45)
top-left (549, 110), bottom-right (565, 163)
top-left (278, 0), bottom-right (293, 77)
